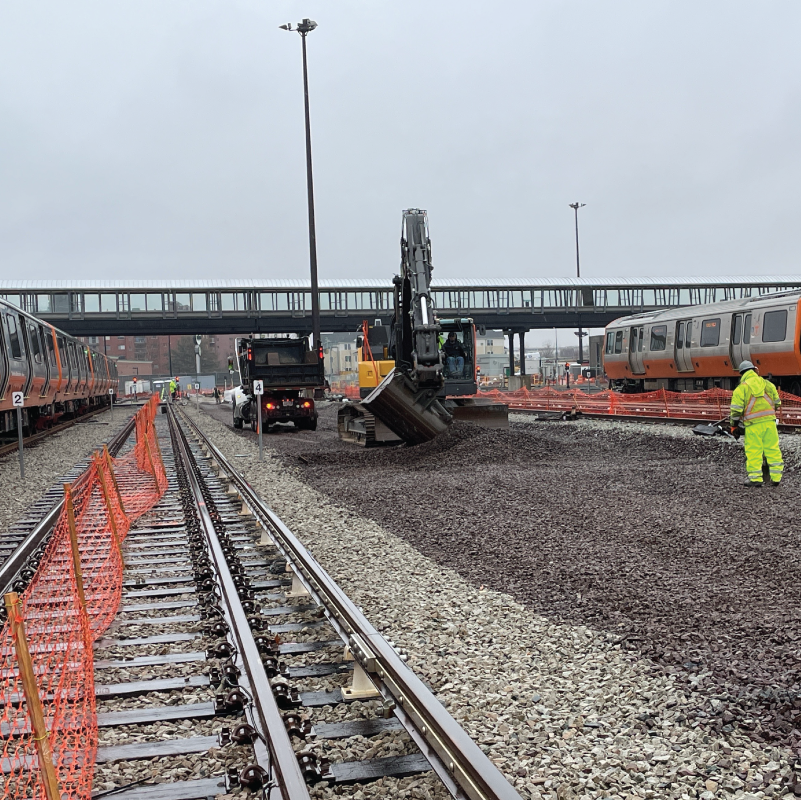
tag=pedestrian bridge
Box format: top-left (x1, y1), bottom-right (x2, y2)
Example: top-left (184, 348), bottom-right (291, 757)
top-left (1, 277), bottom-right (799, 336)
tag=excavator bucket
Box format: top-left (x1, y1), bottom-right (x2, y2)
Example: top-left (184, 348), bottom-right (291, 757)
top-left (450, 399), bottom-right (509, 428)
top-left (360, 370), bottom-right (452, 445)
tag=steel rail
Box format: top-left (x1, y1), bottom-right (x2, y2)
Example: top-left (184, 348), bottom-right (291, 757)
top-left (167, 406), bottom-right (311, 800)
top-left (0, 403), bottom-right (119, 457)
top-left (177, 407), bottom-right (523, 800)
top-left (0, 413), bottom-right (138, 593)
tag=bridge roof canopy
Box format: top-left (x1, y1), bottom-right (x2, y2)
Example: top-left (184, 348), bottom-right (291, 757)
top-left (2, 276), bottom-right (801, 291)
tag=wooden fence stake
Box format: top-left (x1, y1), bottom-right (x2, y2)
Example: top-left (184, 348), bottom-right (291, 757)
top-left (93, 455), bottom-right (125, 567)
top-left (102, 445), bottom-right (128, 522)
top-left (3, 592), bottom-right (61, 800)
top-left (64, 484), bottom-right (87, 615)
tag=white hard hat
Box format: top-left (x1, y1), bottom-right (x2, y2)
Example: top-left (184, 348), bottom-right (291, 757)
top-left (738, 360), bottom-right (755, 372)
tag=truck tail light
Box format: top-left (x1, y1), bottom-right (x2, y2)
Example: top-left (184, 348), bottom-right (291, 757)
top-left (302, 401), bottom-right (311, 408)
top-left (266, 402), bottom-right (274, 410)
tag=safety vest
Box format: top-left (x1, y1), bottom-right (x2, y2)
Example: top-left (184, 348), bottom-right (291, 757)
top-left (730, 371), bottom-right (781, 427)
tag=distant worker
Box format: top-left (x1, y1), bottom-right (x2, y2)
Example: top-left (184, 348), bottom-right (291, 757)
top-left (730, 360), bottom-right (783, 487)
top-left (442, 332), bottom-right (466, 378)
top-left (213, 386), bottom-right (221, 404)
top-left (169, 378), bottom-right (177, 401)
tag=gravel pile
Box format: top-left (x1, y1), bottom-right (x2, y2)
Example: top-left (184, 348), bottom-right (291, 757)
top-left (0, 409), bottom-right (134, 534)
top-left (193, 402), bottom-right (801, 798)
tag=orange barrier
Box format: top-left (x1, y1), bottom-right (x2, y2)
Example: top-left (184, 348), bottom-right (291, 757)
top-left (478, 387), bottom-right (801, 426)
top-left (0, 396), bottom-right (167, 799)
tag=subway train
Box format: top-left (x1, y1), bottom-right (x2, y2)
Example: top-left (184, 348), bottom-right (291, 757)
top-left (0, 297), bottom-right (118, 435)
top-left (604, 289), bottom-right (801, 394)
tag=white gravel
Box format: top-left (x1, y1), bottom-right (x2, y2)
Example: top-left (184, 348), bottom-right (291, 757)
top-left (0, 408), bottom-right (135, 534)
top-left (187, 404), bottom-right (798, 800)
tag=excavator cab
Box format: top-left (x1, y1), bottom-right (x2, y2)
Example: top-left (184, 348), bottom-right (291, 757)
top-left (439, 319), bottom-right (476, 396)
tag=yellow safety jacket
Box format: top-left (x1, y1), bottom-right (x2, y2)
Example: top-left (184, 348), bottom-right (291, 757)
top-left (730, 371), bottom-right (781, 427)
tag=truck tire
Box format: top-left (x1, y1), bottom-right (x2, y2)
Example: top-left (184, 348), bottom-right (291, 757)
top-left (233, 407), bottom-right (243, 429)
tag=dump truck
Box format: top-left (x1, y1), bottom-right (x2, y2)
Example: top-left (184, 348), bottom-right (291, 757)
top-left (233, 336), bottom-right (324, 431)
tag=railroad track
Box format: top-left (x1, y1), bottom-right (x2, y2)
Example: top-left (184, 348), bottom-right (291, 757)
top-left (0, 411), bottom-right (138, 595)
top-left (2, 404), bottom-right (523, 799)
top-left (0, 403), bottom-right (130, 459)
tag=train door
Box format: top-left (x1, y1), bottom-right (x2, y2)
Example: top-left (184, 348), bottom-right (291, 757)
top-left (675, 319), bottom-right (695, 372)
top-left (3, 309), bottom-right (30, 397)
top-left (628, 325), bottom-right (645, 374)
top-left (58, 336), bottom-right (73, 394)
top-left (0, 311), bottom-right (8, 399)
top-left (730, 312), bottom-right (751, 369)
top-left (45, 330), bottom-right (61, 392)
top-left (71, 342), bottom-right (85, 393)
top-left (23, 321), bottom-right (49, 397)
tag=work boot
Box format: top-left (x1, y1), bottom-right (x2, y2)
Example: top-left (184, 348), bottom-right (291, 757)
top-left (743, 479), bottom-right (763, 488)
top-left (770, 481), bottom-right (781, 488)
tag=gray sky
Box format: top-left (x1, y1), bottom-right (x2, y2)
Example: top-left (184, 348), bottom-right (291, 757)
top-left (1, 0), bottom-right (800, 285)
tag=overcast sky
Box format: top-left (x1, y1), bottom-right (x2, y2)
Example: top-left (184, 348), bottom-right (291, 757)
top-left (1, 0), bottom-right (800, 286)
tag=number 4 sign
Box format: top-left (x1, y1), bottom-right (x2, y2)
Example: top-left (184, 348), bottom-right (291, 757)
top-left (253, 380), bottom-right (264, 396)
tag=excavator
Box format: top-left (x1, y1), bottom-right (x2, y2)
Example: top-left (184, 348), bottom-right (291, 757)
top-left (337, 209), bottom-right (508, 446)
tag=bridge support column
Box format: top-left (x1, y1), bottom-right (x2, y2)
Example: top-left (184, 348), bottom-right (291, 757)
top-left (507, 331), bottom-right (515, 377)
top-left (519, 331), bottom-right (526, 375)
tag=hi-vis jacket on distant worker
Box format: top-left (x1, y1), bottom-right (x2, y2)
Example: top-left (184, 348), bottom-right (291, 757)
top-left (729, 361), bottom-right (783, 487)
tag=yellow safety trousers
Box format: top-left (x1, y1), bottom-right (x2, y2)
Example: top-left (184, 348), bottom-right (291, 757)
top-left (744, 420), bottom-right (783, 484)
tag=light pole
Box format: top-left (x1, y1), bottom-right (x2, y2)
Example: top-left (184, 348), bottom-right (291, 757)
top-left (569, 202), bottom-right (587, 367)
top-left (280, 19), bottom-right (321, 356)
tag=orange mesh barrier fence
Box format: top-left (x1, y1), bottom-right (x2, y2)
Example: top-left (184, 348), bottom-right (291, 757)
top-left (477, 387), bottom-right (801, 425)
top-left (0, 396), bottom-right (167, 798)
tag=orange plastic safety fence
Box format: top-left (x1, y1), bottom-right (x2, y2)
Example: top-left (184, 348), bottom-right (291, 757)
top-left (0, 396), bottom-right (167, 799)
top-left (477, 387), bottom-right (801, 425)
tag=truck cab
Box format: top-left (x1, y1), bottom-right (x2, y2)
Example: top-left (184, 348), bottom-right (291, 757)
top-left (234, 336), bottom-right (324, 432)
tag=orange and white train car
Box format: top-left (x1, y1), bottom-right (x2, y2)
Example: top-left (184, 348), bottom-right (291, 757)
top-left (603, 290), bottom-right (801, 394)
top-left (0, 298), bottom-right (119, 434)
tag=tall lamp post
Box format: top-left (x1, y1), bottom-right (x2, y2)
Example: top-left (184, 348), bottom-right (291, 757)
top-left (280, 19), bottom-right (321, 355)
top-left (569, 202), bottom-right (587, 366)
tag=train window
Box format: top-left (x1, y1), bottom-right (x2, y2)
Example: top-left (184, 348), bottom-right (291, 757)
top-left (46, 331), bottom-right (56, 366)
top-left (6, 315), bottom-right (22, 359)
top-left (700, 318), bottom-right (721, 347)
top-left (614, 330), bottom-right (623, 354)
top-left (732, 315), bottom-right (742, 345)
top-left (57, 337), bottom-right (68, 369)
top-left (650, 325), bottom-right (667, 351)
top-left (605, 331), bottom-right (614, 354)
top-left (762, 310), bottom-right (788, 342)
top-left (686, 322), bottom-right (693, 348)
top-left (743, 314), bottom-right (752, 344)
top-left (28, 324), bottom-right (42, 363)
top-left (676, 322), bottom-right (684, 349)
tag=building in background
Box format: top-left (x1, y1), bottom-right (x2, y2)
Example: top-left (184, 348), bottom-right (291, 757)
top-left (476, 332), bottom-right (508, 378)
top-left (322, 333), bottom-right (358, 385)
